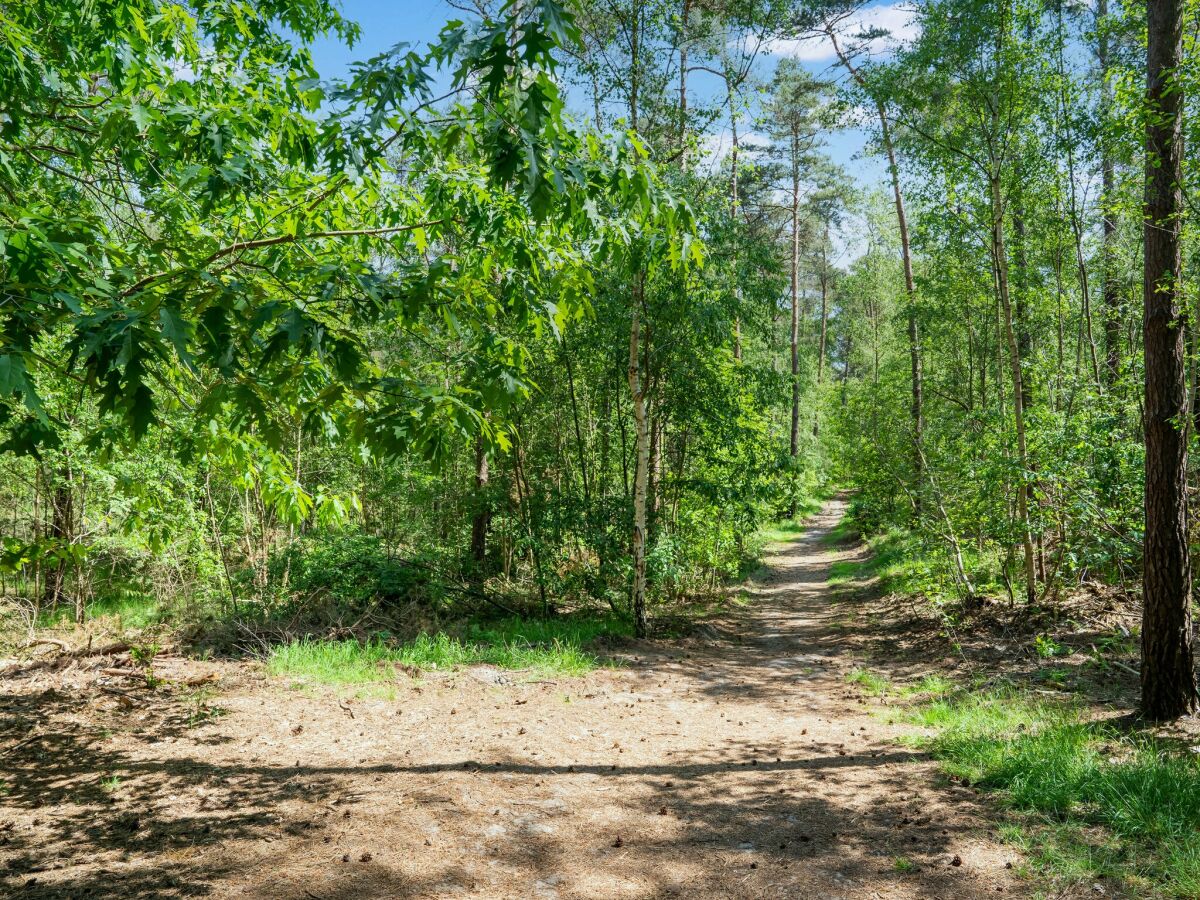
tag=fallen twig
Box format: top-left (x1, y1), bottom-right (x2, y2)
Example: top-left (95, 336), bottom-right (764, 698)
top-left (99, 685), bottom-right (140, 701)
top-left (22, 638), bottom-right (69, 652)
top-left (1108, 659), bottom-right (1140, 678)
top-left (1, 734), bottom-right (41, 755)
top-left (100, 667), bottom-right (145, 678)
top-left (2, 641), bottom-right (132, 676)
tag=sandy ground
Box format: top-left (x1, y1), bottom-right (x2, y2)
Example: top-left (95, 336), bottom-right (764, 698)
top-left (1, 498), bottom-right (1030, 899)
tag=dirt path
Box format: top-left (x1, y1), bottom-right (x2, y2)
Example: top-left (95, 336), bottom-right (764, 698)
top-left (2, 498), bottom-right (1026, 898)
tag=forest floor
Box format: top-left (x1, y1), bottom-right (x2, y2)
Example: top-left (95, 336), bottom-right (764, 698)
top-left (1, 497), bottom-right (1035, 899)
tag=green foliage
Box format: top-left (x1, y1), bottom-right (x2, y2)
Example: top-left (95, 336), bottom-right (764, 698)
top-left (910, 687), bottom-right (1200, 897)
top-left (38, 589), bottom-right (164, 631)
top-left (825, 0), bottom-right (1149, 614)
top-left (1034, 634), bottom-right (1067, 659)
top-left (265, 533), bottom-right (429, 609)
top-left (266, 614), bottom-right (624, 683)
top-left (846, 668), bottom-right (891, 696)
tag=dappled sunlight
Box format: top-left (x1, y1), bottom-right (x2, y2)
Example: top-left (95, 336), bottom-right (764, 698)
top-left (2, 499), bottom-right (1023, 898)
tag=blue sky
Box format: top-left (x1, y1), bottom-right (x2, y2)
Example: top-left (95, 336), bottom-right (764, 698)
top-left (305, 0), bottom-right (909, 221)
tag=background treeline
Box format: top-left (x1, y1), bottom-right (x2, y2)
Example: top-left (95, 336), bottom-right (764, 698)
top-left (5, 0), bottom-right (1198, 717)
top-left (831, 0), bottom-right (1148, 608)
top-left (0, 0), bottom-right (848, 644)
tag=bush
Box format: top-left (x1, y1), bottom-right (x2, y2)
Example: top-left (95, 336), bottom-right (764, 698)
top-left (265, 533), bottom-right (431, 610)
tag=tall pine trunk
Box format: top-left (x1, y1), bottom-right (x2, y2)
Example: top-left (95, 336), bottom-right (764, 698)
top-left (814, 227), bottom-right (829, 438)
top-left (1141, 0), bottom-right (1197, 719)
top-left (788, 129), bottom-right (801, 516)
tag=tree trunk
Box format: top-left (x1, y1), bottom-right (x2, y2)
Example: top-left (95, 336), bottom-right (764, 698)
top-left (814, 226), bottom-right (829, 438)
top-left (1141, 0), bottom-right (1197, 720)
top-left (789, 130), bottom-right (801, 516)
top-left (563, 336), bottom-right (590, 505)
top-left (44, 472), bottom-right (73, 615)
top-left (628, 275), bottom-right (650, 638)
top-left (1099, 0), bottom-right (1122, 386)
top-left (678, 0), bottom-right (690, 166)
top-left (1012, 208), bottom-right (1034, 410)
top-left (730, 80), bottom-right (742, 361)
top-left (469, 437), bottom-right (490, 569)
top-left (827, 27), bottom-right (923, 513)
top-left (990, 175), bottom-right (1038, 605)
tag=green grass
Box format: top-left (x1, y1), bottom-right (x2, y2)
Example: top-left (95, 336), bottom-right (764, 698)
top-left (462, 614), bottom-right (630, 648)
top-left (267, 615), bottom-right (628, 686)
top-left (755, 520), bottom-right (808, 546)
top-left (846, 667), bottom-right (892, 696)
top-left (827, 524), bottom-right (1008, 605)
top-left (892, 856), bottom-right (918, 873)
top-left (898, 673), bottom-right (955, 697)
top-left (821, 517), bottom-right (859, 546)
top-left (37, 589), bottom-right (165, 630)
top-left (905, 685), bottom-right (1200, 898)
top-left (754, 489), bottom-right (831, 548)
top-left (827, 559), bottom-right (863, 586)
top-left (845, 668), bottom-right (954, 701)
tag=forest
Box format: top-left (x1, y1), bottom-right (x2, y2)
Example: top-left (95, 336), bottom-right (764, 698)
top-left (3, 0), bottom-right (1200, 896)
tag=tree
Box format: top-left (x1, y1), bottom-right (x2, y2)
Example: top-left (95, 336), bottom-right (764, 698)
top-left (1140, 0), bottom-right (1197, 720)
top-left (815, 3), bottom-right (925, 514)
top-left (765, 61), bottom-right (831, 514)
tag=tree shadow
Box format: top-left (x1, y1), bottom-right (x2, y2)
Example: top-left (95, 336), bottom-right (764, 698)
top-left (2, 499), bottom-right (1016, 897)
top-left (1, 699), bottom-right (1005, 898)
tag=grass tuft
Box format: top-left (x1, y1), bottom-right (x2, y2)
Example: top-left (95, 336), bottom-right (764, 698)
top-left (846, 667), bottom-right (891, 696)
top-left (266, 615), bottom-right (627, 685)
top-left (907, 685), bottom-right (1200, 897)
top-left (38, 590), bottom-right (164, 631)
top-left (892, 856), bottom-right (917, 873)
top-left (754, 520), bottom-right (808, 547)
top-left (897, 673), bottom-right (956, 697)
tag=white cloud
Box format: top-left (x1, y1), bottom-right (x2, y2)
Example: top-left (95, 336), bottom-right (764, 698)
top-left (698, 129), bottom-right (771, 171)
top-left (760, 2), bottom-right (919, 64)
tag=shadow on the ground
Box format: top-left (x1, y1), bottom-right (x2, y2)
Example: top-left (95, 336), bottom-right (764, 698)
top-left (2, 501), bottom-right (1011, 899)
top-left (0, 702), bottom-right (997, 898)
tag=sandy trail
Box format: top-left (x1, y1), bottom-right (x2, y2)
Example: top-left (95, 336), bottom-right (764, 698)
top-left (1, 497), bottom-right (1026, 898)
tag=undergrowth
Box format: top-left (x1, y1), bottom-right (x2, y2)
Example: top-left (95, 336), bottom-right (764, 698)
top-left (755, 494), bottom-right (826, 546)
top-left (825, 525), bottom-right (1007, 606)
top-left (854, 669), bottom-right (1200, 898)
top-left (36, 589), bottom-right (166, 631)
top-left (267, 614), bottom-right (629, 685)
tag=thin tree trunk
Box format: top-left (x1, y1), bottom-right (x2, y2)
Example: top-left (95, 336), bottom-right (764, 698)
top-left (1012, 208), bottom-right (1033, 410)
top-left (1099, 0), bottom-right (1122, 386)
top-left (990, 174), bottom-right (1037, 605)
top-left (45, 470), bottom-right (73, 615)
top-left (789, 129), bottom-right (801, 516)
top-left (628, 274), bottom-right (650, 637)
top-left (563, 336), bottom-right (590, 505)
top-left (678, 0), bottom-right (690, 166)
top-left (827, 27), bottom-right (923, 512)
top-left (469, 437), bottom-right (490, 569)
top-left (1141, 0), bottom-right (1196, 719)
top-left (814, 226), bottom-right (829, 438)
top-left (730, 82), bottom-right (742, 361)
